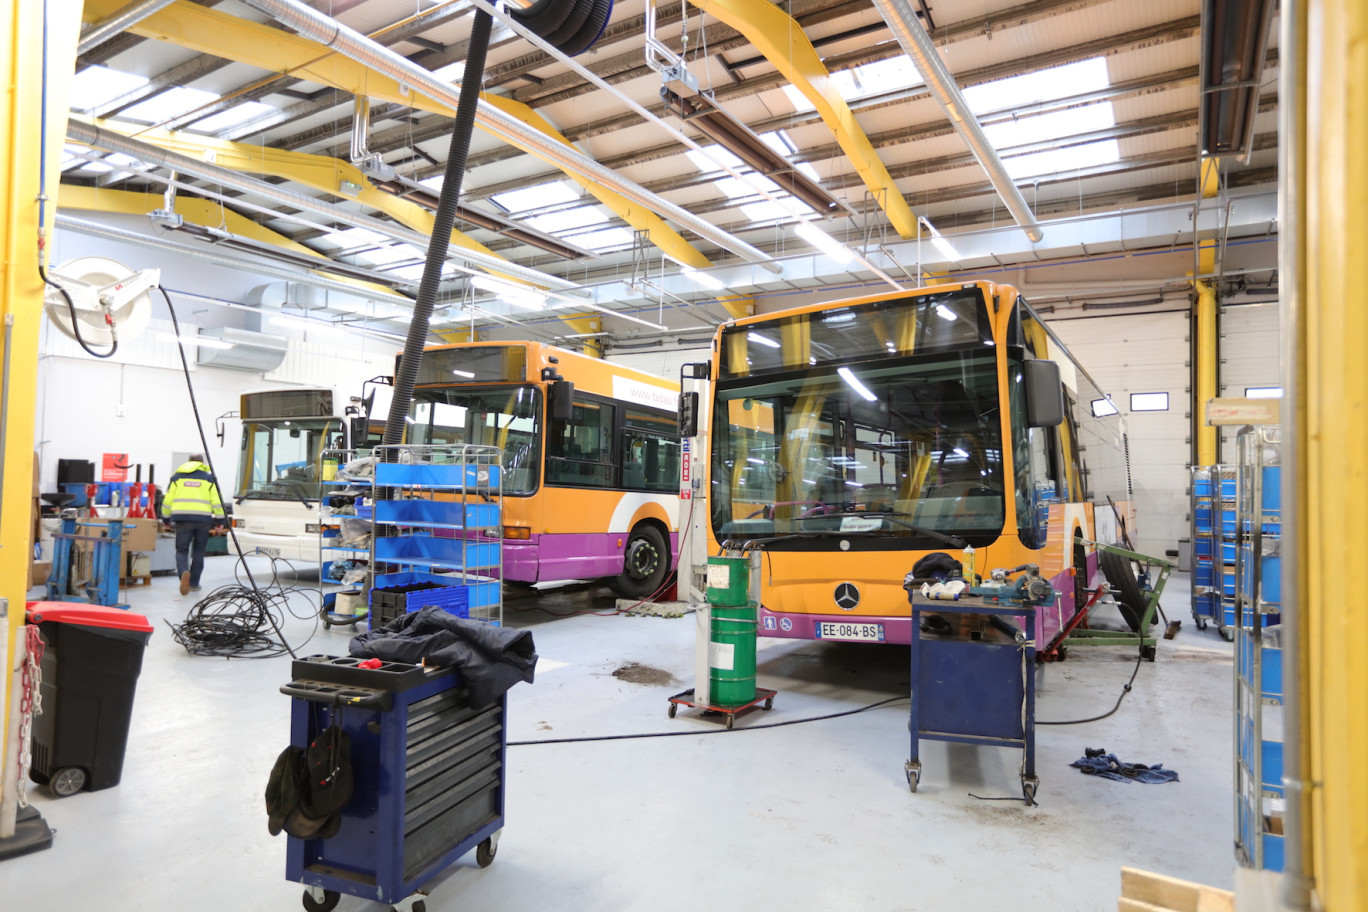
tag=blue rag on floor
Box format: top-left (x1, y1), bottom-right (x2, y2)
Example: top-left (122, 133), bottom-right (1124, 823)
top-left (1070, 752), bottom-right (1179, 784)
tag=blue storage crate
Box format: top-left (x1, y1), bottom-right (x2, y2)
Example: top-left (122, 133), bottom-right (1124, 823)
top-left (1220, 476), bottom-right (1237, 497)
top-left (1194, 536), bottom-right (1213, 557)
top-left (462, 580), bottom-right (501, 610)
top-left (375, 498), bottom-right (500, 529)
top-left (373, 535), bottom-right (500, 570)
top-left (1221, 509), bottom-right (1237, 534)
top-left (1192, 592), bottom-right (1219, 620)
top-left (1262, 466), bottom-right (1280, 515)
top-left (375, 462), bottom-right (500, 488)
top-left (1194, 504), bottom-right (1213, 530)
top-left (1261, 556), bottom-right (1281, 603)
top-left (1239, 635), bottom-right (1282, 701)
top-left (369, 580), bottom-right (468, 628)
top-left (1194, 478), bottom-right (1212, 496)
top-left (1222, 569), bottom-right (1237, 597)
top-left (1222, 542), bottom-right (1237, 563)
top-left (1194, 561), bottom-right (1214, 587)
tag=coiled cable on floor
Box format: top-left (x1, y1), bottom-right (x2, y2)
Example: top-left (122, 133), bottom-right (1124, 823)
top-left (166, 551), bottom-right (320, 659)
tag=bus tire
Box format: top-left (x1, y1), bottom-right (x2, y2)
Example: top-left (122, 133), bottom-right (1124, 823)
top-left (1099, 548), bottom-right (1154, 633)
top-left (611, 524), bottom-right (669, 599)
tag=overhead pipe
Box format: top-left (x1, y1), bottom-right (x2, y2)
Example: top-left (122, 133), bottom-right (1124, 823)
top-left (237, 0), bottom-right (784, 273)
top-left (78, 0), bottom-right (180, 56)
top-left (870, 0), bottom-right (1045, 244)
top-left (65, 118), bottom-right (585, 295)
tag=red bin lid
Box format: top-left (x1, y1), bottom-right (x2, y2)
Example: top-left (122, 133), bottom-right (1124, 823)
top-left (26, 602), bottom-right (154, 634)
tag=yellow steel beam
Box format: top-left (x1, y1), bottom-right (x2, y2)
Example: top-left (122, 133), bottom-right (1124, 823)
top-left (67, 115), bottom-right (506, 269)
top-left (433, 327), bottom-right (477, 343)
top-left (80, 0), bottom-right (716, 269)
top-left (1, 0), bottom-right (81, 832)
top-left (1194, 157), bottom-right (1219, 467)
top-left (557, 314), bottom-right (601, 358)
top-left (686, 0), bottom-right (919, 240)
top-left (57, 183), bottom-right (399, 296)
top-left (1301, 0), bottom-right (1368, 905)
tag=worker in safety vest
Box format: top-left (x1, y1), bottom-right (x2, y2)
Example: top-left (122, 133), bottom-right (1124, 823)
top-left (162, 454), bottom-right (225, 595)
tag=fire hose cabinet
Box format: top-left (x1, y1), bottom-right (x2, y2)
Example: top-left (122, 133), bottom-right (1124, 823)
top-left (280, 655), bottom-right (504, 912)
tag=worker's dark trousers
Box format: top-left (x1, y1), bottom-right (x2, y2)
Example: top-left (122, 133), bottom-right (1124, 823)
top-left (174, 520), bottom-right (212, 587)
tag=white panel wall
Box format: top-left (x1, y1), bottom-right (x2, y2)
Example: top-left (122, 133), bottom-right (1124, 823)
top-left (605, 347), bottom-right (712, 384)
top-left (1049, 311), bottom-right (1191, 559)
top-left (1219, 301), bottom-right (1282, 454)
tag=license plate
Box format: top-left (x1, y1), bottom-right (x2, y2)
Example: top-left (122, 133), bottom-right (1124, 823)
top-left (258, 546), bottom-right (281, 558)
top-left (816, 622), bottom-right (885, 642)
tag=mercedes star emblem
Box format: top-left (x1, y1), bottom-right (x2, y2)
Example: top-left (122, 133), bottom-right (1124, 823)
top-left (834, 582), bottom-right (860, 611)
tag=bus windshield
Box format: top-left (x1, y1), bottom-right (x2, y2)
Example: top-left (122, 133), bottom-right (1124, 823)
top-left (408, 385), bottom-right (541, 494)
top-left (238, 418), bottom-right (340, 502)
top-left (710, 350), bottom-right (1005, 547)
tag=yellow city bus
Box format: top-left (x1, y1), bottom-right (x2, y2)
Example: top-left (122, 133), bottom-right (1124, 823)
top-left (404, 341), bottom-right (682, 596)
top-left (696, 281), bottom-right (1133, 646)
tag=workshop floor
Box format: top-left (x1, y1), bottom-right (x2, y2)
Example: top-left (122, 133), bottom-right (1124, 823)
top-left (5, 560), bottom-right (1237, 912)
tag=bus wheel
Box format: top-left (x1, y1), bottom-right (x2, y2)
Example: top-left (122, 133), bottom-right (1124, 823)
top-left (611, 525), bottom-right (669, 599)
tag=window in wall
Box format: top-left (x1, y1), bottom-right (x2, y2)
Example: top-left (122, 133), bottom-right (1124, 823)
top-left (1245, 387), bottom-right (1283, 398)
top-left (1130, 392), bottom-right (1170, 412)
top-left (546, 397), bottom-right (616, 487)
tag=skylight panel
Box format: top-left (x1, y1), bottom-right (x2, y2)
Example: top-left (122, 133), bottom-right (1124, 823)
top-left (962, 58), bottom-right (1111, 115)
top-left (982, 103), bottom-right (1116, 150)
top-left (68, 65), bottom-right (149, 112)
top-left (713, 174), bottom-right (781, 200)
top-left (782, 71), bottom-right (858, 113)
top-left (356, 243), bottom-right (425, 266)
top-left (850, 57), bottom-right (922, 96)
top-left (740, 198), bottom-right (801, 223)
top-left (574, 226), bottom-right (635, 252)
top-left (119, 86), bottom-right (220, 124)
top-left (323, 226), bottom-right (390, 249)
top-left (189, 100), bottom-right (278, 134)
top-left (759, 132), bottom-right (823, 184)
top-left (523, 206), bottom-right (609, 235)
top-left (385, 264), bottom-right (427, 282)
top-left (491, 181), bottom-right (579, 213)
top-left (685, 146), bottom-right (744, 174)
top-left (1003, 139), bottom-right (1121, 180)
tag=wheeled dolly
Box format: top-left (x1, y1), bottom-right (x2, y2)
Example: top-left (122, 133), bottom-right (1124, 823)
top-left (667, 687), bottom-right (776, 729)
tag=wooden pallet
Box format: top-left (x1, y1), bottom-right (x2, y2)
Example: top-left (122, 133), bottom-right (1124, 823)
top-left (120, 574), bottom-right (152, 589)
top-left (1120, 867), bottom-right (1234, 912)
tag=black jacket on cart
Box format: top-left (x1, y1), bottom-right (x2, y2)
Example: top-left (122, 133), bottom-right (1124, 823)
top-left (350, 607), bottom-right (537, 708)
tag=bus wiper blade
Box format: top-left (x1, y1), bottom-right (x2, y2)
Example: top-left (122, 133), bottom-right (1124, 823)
top-left (820, 511), bottom-right (968, 549)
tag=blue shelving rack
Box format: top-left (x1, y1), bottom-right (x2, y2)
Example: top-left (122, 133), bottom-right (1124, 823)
top-left (1234, 424), bottom-right (1283, 871)
top-left (317, 448), bottom-right (375, 629)
top-left (369, 445), bottom-right (503, 629)
top-left (1190, 464), bottom-right (1237, 639)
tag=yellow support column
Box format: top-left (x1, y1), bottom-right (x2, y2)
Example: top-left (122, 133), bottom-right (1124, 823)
top-left (1194, 158), bottom-right (1220, 468)
top-left (1299, 0), bottom-right (1368, 906)
top-left (0, 0), bottom-right (81, 836)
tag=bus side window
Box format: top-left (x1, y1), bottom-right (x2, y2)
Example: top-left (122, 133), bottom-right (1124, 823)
top-left (622, 407), bottom-right (682, 492)
top-left (547, 397), bottom-right (615, 487)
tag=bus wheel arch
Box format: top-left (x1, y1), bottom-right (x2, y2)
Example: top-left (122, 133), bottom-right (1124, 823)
top-left (610, 521), bottom-right (671, 599)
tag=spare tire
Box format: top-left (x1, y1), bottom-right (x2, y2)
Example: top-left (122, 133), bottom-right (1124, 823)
top-left (1099, 548), bottom-right (1154, 632)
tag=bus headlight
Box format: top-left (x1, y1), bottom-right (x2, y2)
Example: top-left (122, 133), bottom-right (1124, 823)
top-left (503, 525), bottom-right (531, 540)
top-left (232, 518), bottom-right (245, 528)
top-left (305, 523), bottom-right (321, 534)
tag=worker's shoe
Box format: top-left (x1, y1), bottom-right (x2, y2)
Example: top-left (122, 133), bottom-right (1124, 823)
top-left (179, 571), bottom-right (191, 596)
top-left (188, 586), bottom-right (201, 592)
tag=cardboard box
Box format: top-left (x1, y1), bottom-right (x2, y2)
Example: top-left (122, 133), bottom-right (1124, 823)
top-left (127, 553), bottom-right (152, 577)
top-left (82, 516), bottom-right (159, 552)
top-left (29, 560), bottom-right (51, 589)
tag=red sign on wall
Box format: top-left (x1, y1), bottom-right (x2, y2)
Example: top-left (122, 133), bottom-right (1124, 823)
top-left (102, 453), bottom-right (130, 482)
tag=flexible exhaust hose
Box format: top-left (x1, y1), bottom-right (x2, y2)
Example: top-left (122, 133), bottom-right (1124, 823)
top-left (381, 8), bottom-right (494, 447)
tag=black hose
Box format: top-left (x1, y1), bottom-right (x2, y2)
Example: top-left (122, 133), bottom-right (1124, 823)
top-left (381, 9), bottom-right (493, 447)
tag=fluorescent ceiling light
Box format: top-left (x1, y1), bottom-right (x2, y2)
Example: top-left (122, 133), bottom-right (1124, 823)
top-left (682, 267), bottom-right (726, 291)
top-left (837, 366), bottom-right (878, 402)
top-left (919, 217), bottom-right (961, 262)
top-left (747, 457), bottom-right (765, 465)
top-left (156, 330), bottom-right (235, 349)
top-left (952, 447), bottom-right (970, 458)
top-left (452, 369), bottom-right (476, 378)
top-left (748, 333), bottom-right (781, 348)
top-left (794, 221), bottom-right (853, 264)
top-left (68, 65), bottom-right (149, 112)
top-left (935, 304), bottom-right (957, 322)
top-left (491, 181), bottom-right (579, 213)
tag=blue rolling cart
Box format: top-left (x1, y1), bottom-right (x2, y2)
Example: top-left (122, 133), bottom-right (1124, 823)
top-left (906, 595), bottom-right (1039, 804)
top-left (280, 655), bottom-right (505, 912)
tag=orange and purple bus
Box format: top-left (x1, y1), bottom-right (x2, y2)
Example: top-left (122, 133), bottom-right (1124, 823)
top-left (694, 281), bottom-right (1133, 647)
top-left (404, 341), bottom-right (682, 597)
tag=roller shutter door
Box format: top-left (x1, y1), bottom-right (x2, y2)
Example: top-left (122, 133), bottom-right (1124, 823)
top-left (1219, 302), bottom-right (1281, 455)
top-left (1048, 311), bottom-right (1190, 559)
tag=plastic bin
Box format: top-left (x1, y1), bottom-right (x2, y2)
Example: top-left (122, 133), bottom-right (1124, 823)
top-left (24, 602), bottom-right (153, 795)
top-left (369, 581), bottom-right (469, 628)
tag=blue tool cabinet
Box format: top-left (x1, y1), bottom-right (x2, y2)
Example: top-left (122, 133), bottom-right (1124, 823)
top-left (906, 597), bottom-right (1038, 804)
top-left (281, 655), bottom-right (505, 912)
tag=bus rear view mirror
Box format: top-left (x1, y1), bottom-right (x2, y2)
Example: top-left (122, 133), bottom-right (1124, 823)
top-left (549, 380), bottom-right (575, 422)
top-left (678, 391), bottom-right (700, 437)
top-left (1025, 359), bottom-right (1065, 427)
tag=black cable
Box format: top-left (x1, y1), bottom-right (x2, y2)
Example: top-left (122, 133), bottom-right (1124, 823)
top-left (1037, 651), bottom-right (1145, 725)
top-left (508, 695), bottom-right (907, 746)
top-left (160, 285), bottom-right (303, 658)
top-left (167, 553), bottom-right (320, 659)
top-left (38, 263), bottom-right (118, 359)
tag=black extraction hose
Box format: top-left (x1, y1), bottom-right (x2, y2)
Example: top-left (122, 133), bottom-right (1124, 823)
top-left (381, 9), bottom-right (493, 447)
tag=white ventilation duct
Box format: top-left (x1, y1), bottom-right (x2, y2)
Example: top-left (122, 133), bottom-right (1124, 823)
top-left (195, 326), bottom-right (288, 372)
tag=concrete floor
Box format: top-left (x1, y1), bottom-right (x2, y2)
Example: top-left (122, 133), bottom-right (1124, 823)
top-left (3, 558), bottom-right (1237, 911)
